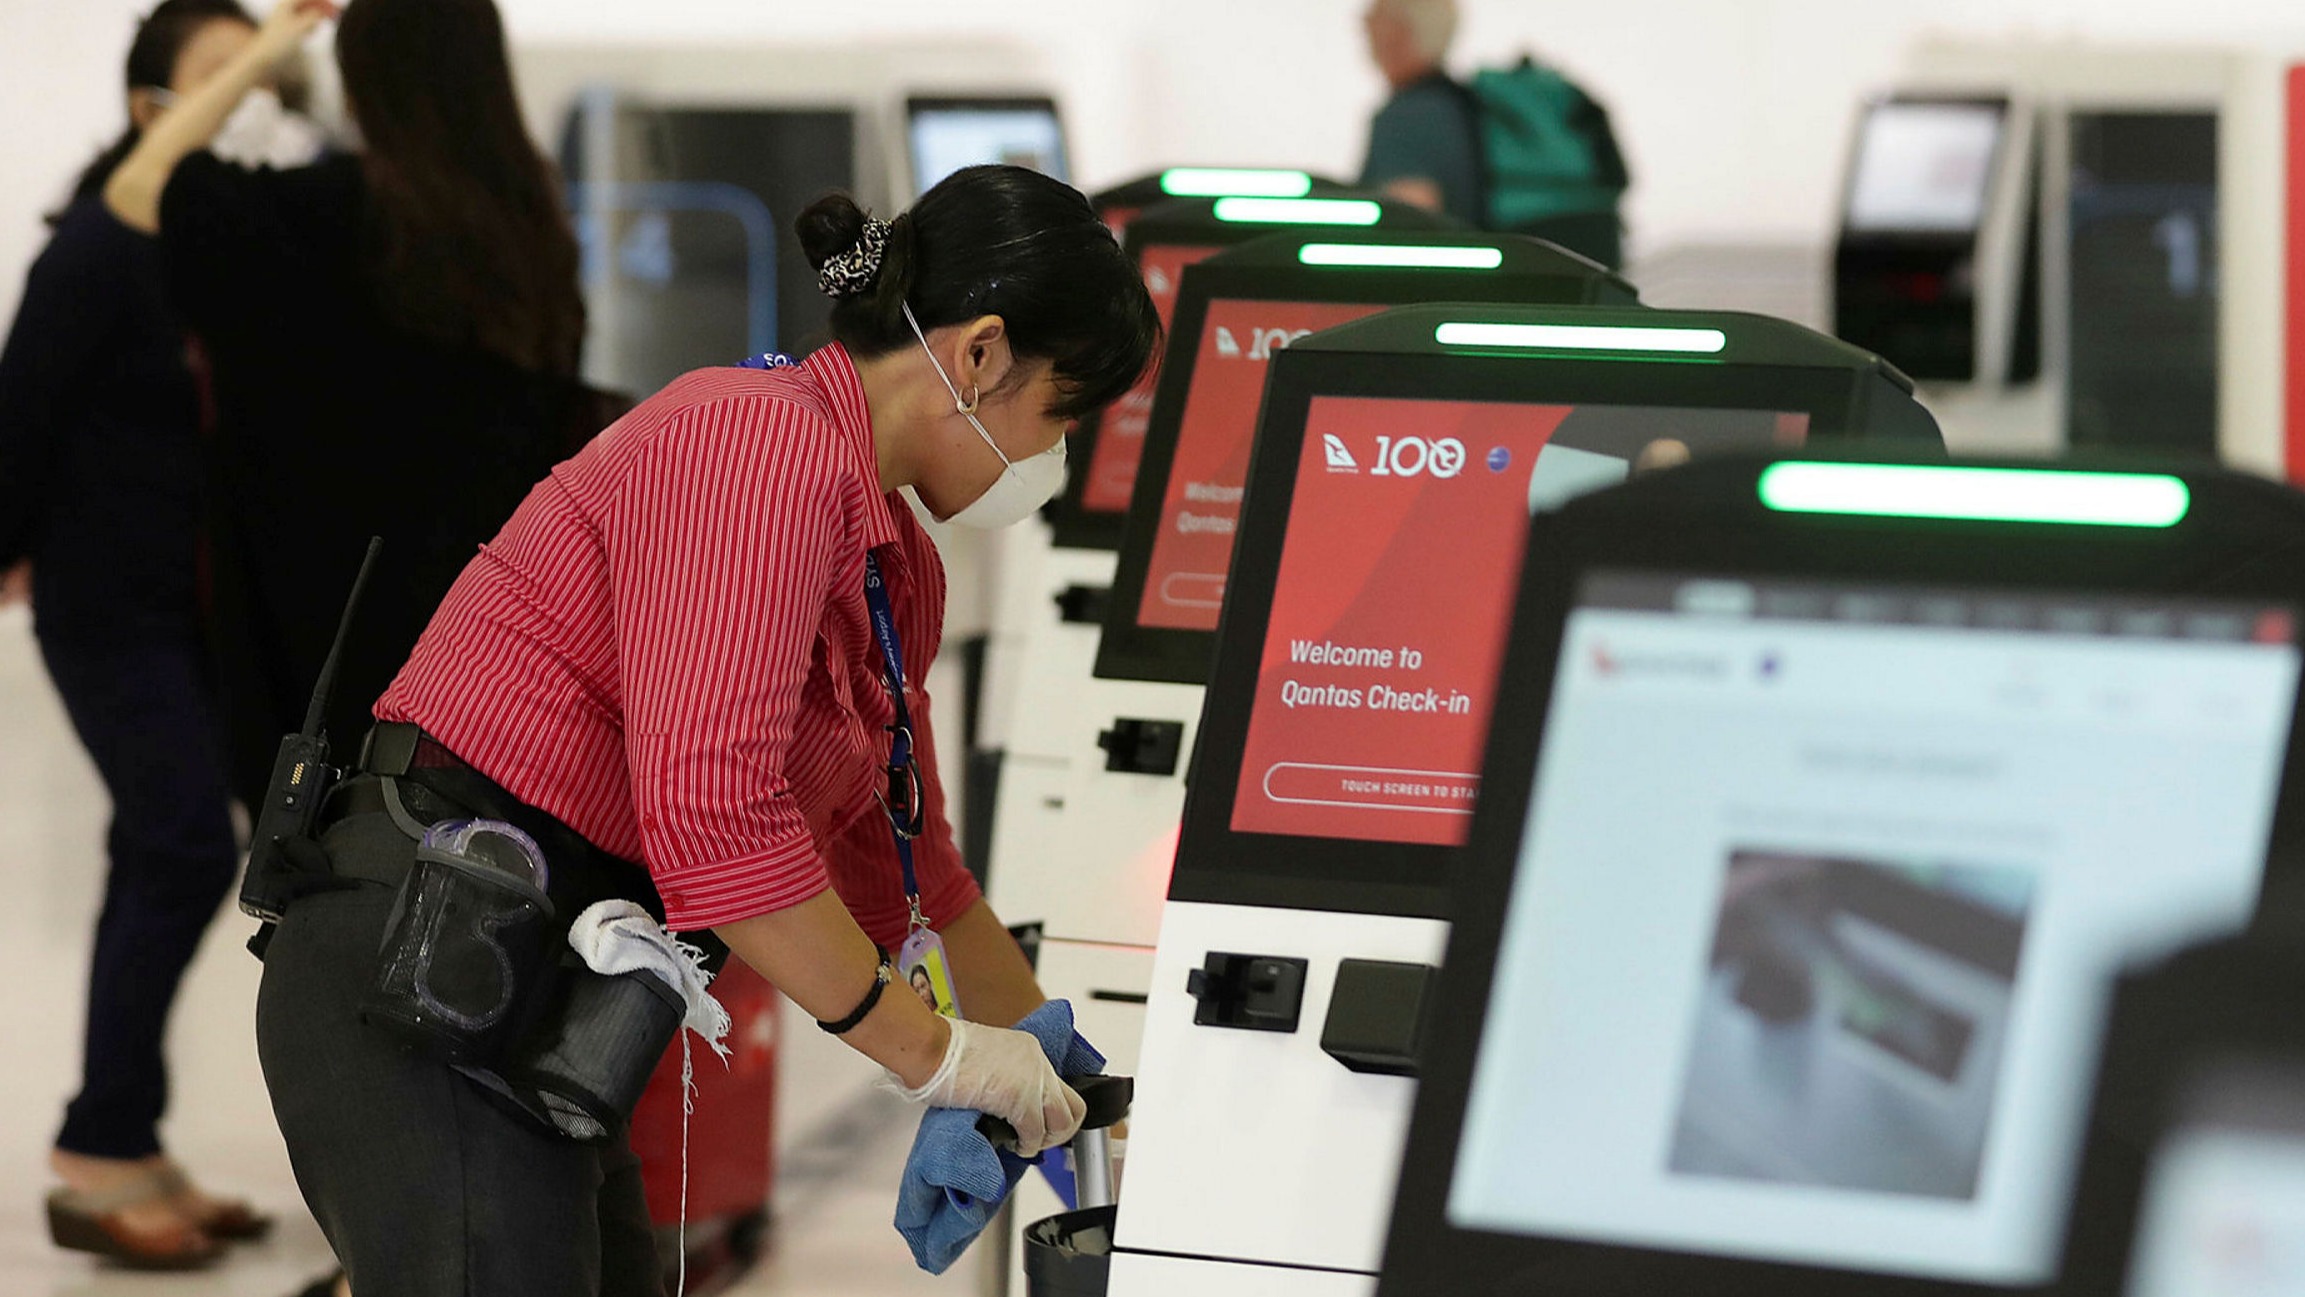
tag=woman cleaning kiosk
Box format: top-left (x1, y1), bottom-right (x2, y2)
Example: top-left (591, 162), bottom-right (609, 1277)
top-left (253, 165), bottom-right (1160, 1293)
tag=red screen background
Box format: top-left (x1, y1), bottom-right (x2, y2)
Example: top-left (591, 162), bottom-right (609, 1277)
top-left (1230, 397), bottom-right (1570, 846)
top-left (1080, 243), bottom-right (1221, 514)
top-left (1138, 299), bottom-right (1387, 631)
top-left (1229, 398), bottom-right (1808, 846)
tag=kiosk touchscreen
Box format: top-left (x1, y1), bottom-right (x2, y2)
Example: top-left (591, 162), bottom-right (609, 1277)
top-left (1096, 232), bottom-right (1636, 686)
top-left (1375, 458), bottom-right (2305, 1297)
top-left (904, 94), bottom-right (1069, 193)
top-left (1109, 309), bottom-right (1942, 1296)
top-left (986, 232), bottom-right (1630, 1063)
top-left (1174, 306), bottom-right (1939, 917)
top-left (1050, 195), bottom-right (1455, 552)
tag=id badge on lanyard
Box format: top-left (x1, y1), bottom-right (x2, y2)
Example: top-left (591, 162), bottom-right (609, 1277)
top-left (864, 552), bottom-right (962, 1019)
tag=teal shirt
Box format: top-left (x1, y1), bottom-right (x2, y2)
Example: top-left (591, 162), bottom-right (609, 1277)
top-left (1359, 73), bottom-right (1485, 227)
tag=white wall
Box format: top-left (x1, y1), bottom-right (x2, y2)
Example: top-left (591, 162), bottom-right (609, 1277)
top-left (8, 0), bottom-right (2305, 327)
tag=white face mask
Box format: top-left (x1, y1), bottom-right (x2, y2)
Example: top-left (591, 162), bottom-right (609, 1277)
top-left (902, 302), bottom-right (1066, 530)
top-left (210, 88), bottom-right (328, 171)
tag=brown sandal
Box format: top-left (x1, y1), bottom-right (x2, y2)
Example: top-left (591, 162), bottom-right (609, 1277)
top-left (156, 1162), bottom-right (276, 1243)
top-left (46, 1179), bottom-right (224, 1271)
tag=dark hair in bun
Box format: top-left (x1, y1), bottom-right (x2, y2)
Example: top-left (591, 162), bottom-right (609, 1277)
top-left (795, 166), bottom-right (1159, 422)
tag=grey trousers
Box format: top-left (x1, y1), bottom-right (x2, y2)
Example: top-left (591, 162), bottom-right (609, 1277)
top-left (254, 811), bottom-right (664, 1297)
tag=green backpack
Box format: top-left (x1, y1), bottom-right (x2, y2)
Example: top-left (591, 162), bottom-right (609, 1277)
top-left (1466, 58), bottom-right (1630, 230)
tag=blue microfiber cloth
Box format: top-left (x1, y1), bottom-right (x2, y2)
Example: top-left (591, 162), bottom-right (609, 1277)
top-left (894, 1000), bottom-right (1105, 1274)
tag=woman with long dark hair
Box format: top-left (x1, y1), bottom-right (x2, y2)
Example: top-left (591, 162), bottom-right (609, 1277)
top-left (0, 0), bottom-right (281, 1269)
top-left (104, 0), bottom-right (589, 808)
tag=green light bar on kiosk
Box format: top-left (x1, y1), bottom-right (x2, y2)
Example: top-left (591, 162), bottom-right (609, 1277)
top-left (1160, 168), bottom-right (1314, 199)
top-left (1758, 463), bottom-right (2191, 527)
top-left (1434, 321), bottom-right (1727, 354)
top-left (1298, 243), bottom-right (1505, 270)
top-left (1211, 197), bottom-right (1383, 226)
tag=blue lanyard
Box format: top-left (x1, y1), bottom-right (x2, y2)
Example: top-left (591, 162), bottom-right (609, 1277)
top-left (863, 552), bottom-right (927, 923)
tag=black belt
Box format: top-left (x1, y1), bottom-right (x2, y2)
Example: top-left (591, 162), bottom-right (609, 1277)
top-left (329, 723), bottom-right (679, 939)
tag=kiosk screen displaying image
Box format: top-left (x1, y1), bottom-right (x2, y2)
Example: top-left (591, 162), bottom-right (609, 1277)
top-left (2127, 1061), bottom-right (2305, 1296)
top-left (1845, 100), bottom-right (2004, 235)
top-left (1228, 403), bottom-right (1805, 847)
top-left (1080, 243), bottom-right (1223, 514)
top-left (1447, 574), bottom-right (2299, 1284)
top-left (907, 98), bottom-right (1069, 192)
top-left (1138, 299), bottom-right (1391, 631)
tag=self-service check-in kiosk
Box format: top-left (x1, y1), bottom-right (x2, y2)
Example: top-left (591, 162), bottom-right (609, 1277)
top-left (969, 169), bottom-right (1356, 865)
top-left (1834, 94), bottom-right (2039, 405)
top-left (1828, 41), bottom-right (2305, 477)
top-left (1373, 455), bottom-right (2305, 1297)
top-left (973, 195), bottom-right (1458, 891)
top-left (987, 239), bottom-right (1632, 1286)
top-left (1107, 307), bottom-right (1943, 1296)
top-left (992, 230), bottom-right (1631, 962)
top-left (972, 173), bottom-right (1369, 770)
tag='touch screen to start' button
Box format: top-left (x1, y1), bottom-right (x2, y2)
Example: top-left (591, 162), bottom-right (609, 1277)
top-left (1261, 763), bottom-right (1481, 816)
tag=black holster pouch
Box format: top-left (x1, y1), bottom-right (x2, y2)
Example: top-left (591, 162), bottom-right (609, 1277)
top-left (355, 813), bottom-right (687, 1143)
top-left (361, 818), bottom-right (559, 1066)
top-left (334, 727), bottom-right (714, 1143)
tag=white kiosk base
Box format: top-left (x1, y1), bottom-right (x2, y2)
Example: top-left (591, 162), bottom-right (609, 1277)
top-left (980, 537), bottom-right (1194, 1295)
top-left (1108, 901), bottom-right (1448, 1288)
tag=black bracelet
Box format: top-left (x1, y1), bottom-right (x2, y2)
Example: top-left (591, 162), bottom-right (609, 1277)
top-left (817, 949), bottom-right (894, 1036)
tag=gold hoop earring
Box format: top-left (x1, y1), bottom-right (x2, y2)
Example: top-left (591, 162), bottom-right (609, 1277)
top-left (959, 385), bottom-right (981, 415)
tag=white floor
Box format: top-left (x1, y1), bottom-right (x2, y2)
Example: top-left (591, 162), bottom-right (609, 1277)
top-left (0, 605), bottom-right (987, 1296)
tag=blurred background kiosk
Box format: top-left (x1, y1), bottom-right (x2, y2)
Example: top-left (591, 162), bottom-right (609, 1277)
top-left (1826, 40), bottom-right (2287, 479)
top-left (1373, 454), bottom-right (2305, 1297)
top-left (1105, 306), bottom-right (1943, 1296)
top-left (903, 93), bottom-right (1071, 195)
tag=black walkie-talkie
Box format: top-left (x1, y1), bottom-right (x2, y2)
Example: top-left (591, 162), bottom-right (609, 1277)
top-left (238, 537), bottom-right (384, 922)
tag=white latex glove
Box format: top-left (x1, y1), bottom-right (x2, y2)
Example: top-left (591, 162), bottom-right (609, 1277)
top-left (896, 1018), bottom-right (1086, 1157)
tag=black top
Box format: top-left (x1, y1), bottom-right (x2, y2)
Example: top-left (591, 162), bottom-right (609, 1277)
top-left (159, 151), bottom-right (588, 804)
top-left (0, 195), bottom-right (205, 641)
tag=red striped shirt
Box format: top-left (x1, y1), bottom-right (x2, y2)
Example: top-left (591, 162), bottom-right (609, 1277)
top-left (376, 345), bottom-right (981, 941)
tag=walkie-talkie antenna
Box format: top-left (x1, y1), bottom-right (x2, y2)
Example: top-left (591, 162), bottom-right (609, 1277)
top-left (301, 536), bottom-right (384, 739)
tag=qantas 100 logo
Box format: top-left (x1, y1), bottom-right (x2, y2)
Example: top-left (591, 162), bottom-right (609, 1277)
top-left (1325, 433), bottom-right (1467, 479)
top-left (1214, 325), bottom-right (1314, 362)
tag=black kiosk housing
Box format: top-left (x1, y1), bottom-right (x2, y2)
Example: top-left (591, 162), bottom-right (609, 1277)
top-left (1095, 230), bottom-right (1637, 687)
top-left (1175, 305), bottom-right (1944, 925)
top-left (1374, 454), bottom-right (2305, 1297)
top-left (1049, 194), bottom-right (1456, 551)
top-left (1088, 168), bottom-right (1355, 236)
